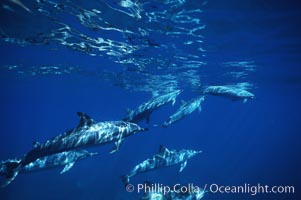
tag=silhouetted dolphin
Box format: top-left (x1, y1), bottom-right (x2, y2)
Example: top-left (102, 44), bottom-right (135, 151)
top-left (123, 90), bottom-right (182, 123)
top-left (5, 112), bottom-right (147, 186)
top-left (162, 96), bottom-right (205, 127)
top-left (121, 145), bottom-right (201, 186)
top-left (0, 150), bottom-right (98, 187)
top-left (203, 85), bottom-right (254, 103)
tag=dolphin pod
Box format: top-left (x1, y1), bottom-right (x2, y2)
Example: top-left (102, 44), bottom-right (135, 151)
top-left (1, 112), bottom-right (147, 187)
top-left (1, 88), bottom-right (254, 200)
top-left (121, 145), bottom-right (201, 186)
top-left (0, 150), bottom-right (98, 187)
top-left (22, 112), bottom-right (147, 166)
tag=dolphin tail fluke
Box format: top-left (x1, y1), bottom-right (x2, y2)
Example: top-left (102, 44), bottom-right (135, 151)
top-left (1, 171), bottom-right (19, 188)
top-left (121, 175), bottom-right (130, 186)
top-left (0, 160), bottom-right (21, 188)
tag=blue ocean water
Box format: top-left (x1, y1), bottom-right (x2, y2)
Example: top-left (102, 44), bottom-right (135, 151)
top-left (0, 0), bottom-right (300, 200)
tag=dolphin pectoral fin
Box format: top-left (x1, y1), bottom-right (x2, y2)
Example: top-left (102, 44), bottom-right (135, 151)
top-left (110, 145), bottom-right (118, 154)
top-left (172, 99), bottom-right (176, 106)
top-left (110, 139), bottom-right (124, 154)
top-left (110, 133), bottom-right (124, 154)
top-left (179, 161), bottom-right (187, 172)
top-left (198, 105), bottom-right (202, 112)
top-left (60, 162), bottom-right (75, 174)
top-left (243, 99), bottom-right (247, 103)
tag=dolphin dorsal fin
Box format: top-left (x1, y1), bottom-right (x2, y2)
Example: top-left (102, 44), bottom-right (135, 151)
top-left (179, 161), bottom-right (187, 172)
top-left (159, 145), bottom-right (167, 153)
top-left (77, 112), bottom-right (95, 128)
top-left (126, 108), bottom-right (131, 114)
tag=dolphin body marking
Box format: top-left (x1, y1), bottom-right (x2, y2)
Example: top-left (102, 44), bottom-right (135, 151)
top-left (162, 96), bottom-right (205, 127)
top-left (123, 90), bottom-right (182, 123)
top-left (121, 145), bottom-right (201, 186)
top-left (6, 112), bottom-right (147, 185)
top-left (203, 85), bottom-right (254, 103)
top-left (23, 112), bottom-right (147, 166)
top-left (0, 150), bottom-right (98, 187)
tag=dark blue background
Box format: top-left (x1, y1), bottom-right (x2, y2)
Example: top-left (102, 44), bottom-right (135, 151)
top-left (1, 0), bottom-right (301, 199)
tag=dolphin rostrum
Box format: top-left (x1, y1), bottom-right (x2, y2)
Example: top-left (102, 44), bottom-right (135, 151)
top-left (121, 145), bottom-right (201, 186)
top-left (202, 85), bottom-right (254, 103)
top-left (0, 150), bottom-right (98, 187)
top-left (162, 96), bottom-right (205, 127)
top-left (123, 90), bottom-right (182, 123)
top-left (5, 112), bottom-right (148, 185)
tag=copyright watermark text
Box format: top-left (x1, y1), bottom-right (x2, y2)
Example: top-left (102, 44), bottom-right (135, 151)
top-left (208, 183), bottom-right (295, 195)
top-left (126, 183), bottom-right (201, 195)
top-left (125, 183), bottom-right (295, 196)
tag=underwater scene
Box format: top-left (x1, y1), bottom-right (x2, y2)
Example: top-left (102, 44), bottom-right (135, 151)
top-left (0, 0), bottom-right (300, 199)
